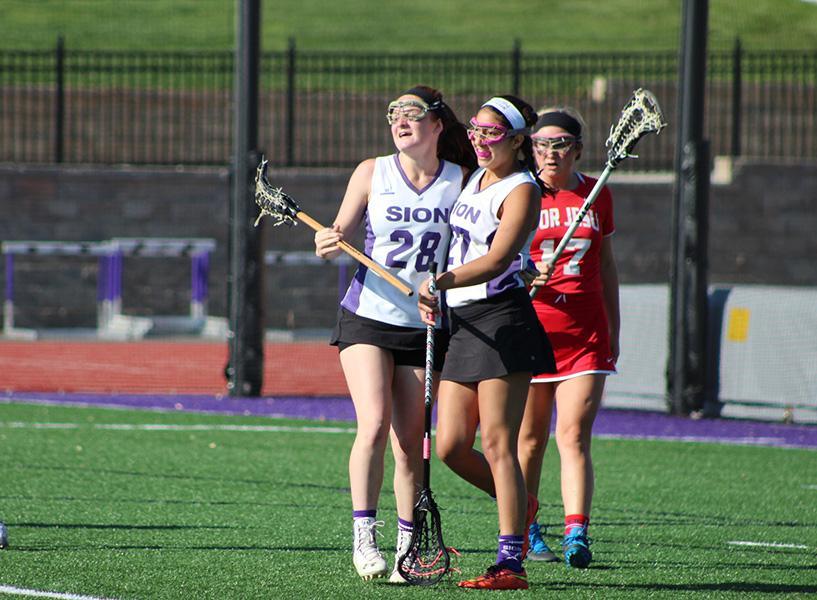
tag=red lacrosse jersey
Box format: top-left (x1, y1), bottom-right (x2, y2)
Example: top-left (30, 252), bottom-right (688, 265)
top-left (529, 173), bottom-right (615, 295)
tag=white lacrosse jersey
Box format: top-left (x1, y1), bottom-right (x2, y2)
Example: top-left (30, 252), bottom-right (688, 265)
top-left (445, 168), bottom-right (539, 308)
top-left (341, 154), bottom-right (463, 328)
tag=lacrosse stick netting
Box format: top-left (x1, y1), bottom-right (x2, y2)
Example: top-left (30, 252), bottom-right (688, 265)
top-left (253, 158), bottom-right (298, 227)
top-left (530, 89), bottom-right (666, 298)
top-left (253, 158), bottom-right (414, 296)
top-left (604, 87), bottom-right (666, 168)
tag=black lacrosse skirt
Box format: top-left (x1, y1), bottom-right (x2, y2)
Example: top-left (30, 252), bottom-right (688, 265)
top-left (330, 307), bottom-right (449, 371)
top-left (441, 288), bottom-right (556, 383)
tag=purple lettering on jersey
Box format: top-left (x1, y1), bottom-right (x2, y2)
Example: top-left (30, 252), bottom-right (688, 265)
top-left (414, 207), bottom-right (432, 222)
top-left (385, 205), bottom-right (403, 222)
top-left (434, 207), bottom-right (450, 223)
top-left (385, 206), bottom-right (450, 223)
top-left (452, 201), bottom-right (481, 224)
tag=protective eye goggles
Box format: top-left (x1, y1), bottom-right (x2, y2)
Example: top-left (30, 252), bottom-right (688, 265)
top-left (467, 118), bottom-right (526, 146)
top-left (386, 100), bottom-right (430, 125)
top-left (532, 135), bottom-right (580, 154)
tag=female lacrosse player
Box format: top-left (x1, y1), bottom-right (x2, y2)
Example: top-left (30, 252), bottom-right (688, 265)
top-left (314, 85), bottom-right (475, 582)
top-left (520, 106), bottom-right (620, 568)
top-left (417, 95), bottom-right (555, 590)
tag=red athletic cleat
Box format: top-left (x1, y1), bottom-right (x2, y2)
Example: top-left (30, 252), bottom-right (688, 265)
top-left (457, 564), bottom-right (529, 590)
top-left (521, 493), bottom-right (540, 560)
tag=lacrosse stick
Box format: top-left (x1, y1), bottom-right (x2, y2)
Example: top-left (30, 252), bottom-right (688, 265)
top-left (253, 158), bottom-right (413, 297)
top-left (397, 264), bottom-right (450, 585)
top-left (530, 88), bottom-right (666, 298)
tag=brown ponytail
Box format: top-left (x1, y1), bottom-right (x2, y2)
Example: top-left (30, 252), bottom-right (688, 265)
top-left (402, 84), bottom-right (477, 172)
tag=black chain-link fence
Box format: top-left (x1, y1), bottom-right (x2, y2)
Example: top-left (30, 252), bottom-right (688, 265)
top-left (1, 38), bottom-right (815, 170)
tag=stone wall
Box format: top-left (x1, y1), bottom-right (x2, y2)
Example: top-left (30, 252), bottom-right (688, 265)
top-left (1, 159), bottom-right (815, 330)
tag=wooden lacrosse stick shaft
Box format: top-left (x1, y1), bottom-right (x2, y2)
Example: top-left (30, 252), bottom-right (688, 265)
top-left (529, 166), bottom-right (613, 299)
top-left (295, 211), bottom-right (414, 297)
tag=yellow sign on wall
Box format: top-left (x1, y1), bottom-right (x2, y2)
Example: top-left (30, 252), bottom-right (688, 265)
top-left (727, 307), bottom-right (751, 342)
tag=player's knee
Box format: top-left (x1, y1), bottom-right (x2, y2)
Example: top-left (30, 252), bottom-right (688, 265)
top-left (480, 433), bottom-right (514, 466)
top-left (390, 432), bottom-right (423, 466)
top-left (356, 419), bottom-right (390, 448)
top-left (555, 423), bottom-right (591, 455)
top-left (435, 438), bottom-right (454, 464)
top-left (518, 432), bottom-right (548, 463)
top-left (435, 434), bottom-right (466, 466)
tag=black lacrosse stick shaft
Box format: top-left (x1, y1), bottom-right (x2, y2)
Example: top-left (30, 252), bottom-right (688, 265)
top-left (421, 262), bottom-right (437, 490)
top-left (421, 365), bottom-right (433, 491)
top-left (396, 263), bottom-right (450, 586)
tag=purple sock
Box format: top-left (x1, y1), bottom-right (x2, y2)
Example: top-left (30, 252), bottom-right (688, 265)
top-left (496, 535), bottom-right (524, 572)
top-left (398, 518), bottom-right (413, 532)
top-left (353, 509), bottom-right (377, 520)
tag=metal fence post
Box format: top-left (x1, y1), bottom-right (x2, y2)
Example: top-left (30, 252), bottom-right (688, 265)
top-left (286, 37), bottom-right (296, 167)
top-left (227, 0), bottom-right (264, 397)
top-left (55, 35), bottom-right (65, 163)
top-left (731, 36), bottom-right (742, 158)
top-left (668, 0), bottom-right (710, 417)
top-left (511, 38), bottom-right (521, 96)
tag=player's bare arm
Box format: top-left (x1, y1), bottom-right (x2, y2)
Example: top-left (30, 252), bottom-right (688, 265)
top-left (314, 159), bottom-right (374, 259)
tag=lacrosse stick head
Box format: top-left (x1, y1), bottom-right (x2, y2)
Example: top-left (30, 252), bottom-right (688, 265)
top-left (253, 157), bottom-right (301, 227)
top-left (397, 488), bottom-right (450, 586)
top-left (605, 88), bottom-right (667, 168)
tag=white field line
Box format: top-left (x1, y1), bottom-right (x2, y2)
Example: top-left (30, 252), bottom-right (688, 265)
top-left (0, 422), bottom-right (80, 429)
top-left (95, 423), bottom-right (357, 434)
top-left (801, 484), bottom-right (817, 490)
top-left (0, 397), bottom-right (313, 420)
top-left (0, 585), bottom-right (120, 600)
top-left (595, 432), bottom-right (815, 451)
top-left (727, 540), bottom-right (808, 550)
top-left (0, 422), bottom-right (356, 434)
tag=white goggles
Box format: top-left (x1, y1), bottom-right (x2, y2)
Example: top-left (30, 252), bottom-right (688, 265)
top-left (532, 135), bottom-right (580, 154)
top-left (386, 100), bottom-right (430, 125)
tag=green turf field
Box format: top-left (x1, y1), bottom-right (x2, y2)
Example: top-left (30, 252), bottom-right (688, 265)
top-left (1, 0), bottom-right (816, 52)
top-left (1, 401), bottom-right (815, 599)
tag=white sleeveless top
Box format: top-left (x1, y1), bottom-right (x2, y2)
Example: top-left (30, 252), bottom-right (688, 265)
top-left (341, 154), bottom-right (464, 328)
top-left (445, 167), bottom-right (539, 308)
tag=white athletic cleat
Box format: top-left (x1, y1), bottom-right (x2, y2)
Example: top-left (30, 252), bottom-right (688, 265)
top-left (0, 521), bottom-right (8, 549)
top-left (389, 527), bottom-right (413, 584)
top-left (353, 518), bottom-right (388, 580)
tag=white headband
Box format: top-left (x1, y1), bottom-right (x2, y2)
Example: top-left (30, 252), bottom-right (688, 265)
top-left (482, 97), bottom-right (527, 131)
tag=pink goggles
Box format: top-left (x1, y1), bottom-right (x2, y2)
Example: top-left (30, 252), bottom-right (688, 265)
top-left (467, 118), bottom-right (516, 145)
top-left (467, 118), bottom-right (528, 145)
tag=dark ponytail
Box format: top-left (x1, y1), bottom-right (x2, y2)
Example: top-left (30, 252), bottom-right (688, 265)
top-left (437, 105), bottom-right (478, 172)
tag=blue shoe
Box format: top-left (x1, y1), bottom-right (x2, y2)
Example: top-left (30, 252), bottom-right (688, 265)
top-left (527, 522), bottom-right (558, 562)
top-left (562, 526), bottom-right (592, 568)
